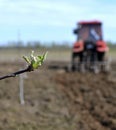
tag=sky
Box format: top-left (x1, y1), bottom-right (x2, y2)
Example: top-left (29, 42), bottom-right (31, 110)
top-left (0, 0), bottom-right (116, 45)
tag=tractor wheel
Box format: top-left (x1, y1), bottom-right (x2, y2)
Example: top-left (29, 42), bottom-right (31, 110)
top-left (100, 55), bottom-right (111, 73)
top-left (71, 64), bottom-right (76, 71)
top-left (71, 53), bottom-right (80, 71)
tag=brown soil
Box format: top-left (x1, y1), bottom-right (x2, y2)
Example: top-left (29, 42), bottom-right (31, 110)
top-left (0, 61), bottom-right (115, 130)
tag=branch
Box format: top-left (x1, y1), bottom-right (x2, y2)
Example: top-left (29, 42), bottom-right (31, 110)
top-left (0, 65), bottom-right (33, 80)
top-left (0, 51), bottom-right (47, 80)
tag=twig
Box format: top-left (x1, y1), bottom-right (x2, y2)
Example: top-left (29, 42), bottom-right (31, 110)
top-left (0, 51), bottom-right (47, 80)
top-left (0, 65), bottom-right (33, 80)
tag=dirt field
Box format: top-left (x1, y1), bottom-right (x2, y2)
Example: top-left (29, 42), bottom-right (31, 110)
top-left (0, 60), bottom-right (115, 130)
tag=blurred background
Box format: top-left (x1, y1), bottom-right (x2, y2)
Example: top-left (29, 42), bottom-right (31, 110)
top-left (0, 0), bottom-right (116, 130)
top-left (0, 0), bottom-right (116, 61)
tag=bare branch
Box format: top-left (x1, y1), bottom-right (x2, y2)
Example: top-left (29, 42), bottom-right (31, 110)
top-left (0, 65), bottom-right (33, 80)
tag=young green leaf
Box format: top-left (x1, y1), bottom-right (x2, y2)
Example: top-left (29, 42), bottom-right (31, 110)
top-left (23, 56), bottom-right (31, 64)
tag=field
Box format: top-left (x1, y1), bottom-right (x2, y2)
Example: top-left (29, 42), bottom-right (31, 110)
top-left (0, 47), bottom-right (116, 130)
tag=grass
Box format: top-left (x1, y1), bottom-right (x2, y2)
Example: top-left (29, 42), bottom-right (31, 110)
top-left (0, 46), bottom-right (115, 62)
top-left (0, 47), bottom-right (72, 62)
top-left (108, 48), bottom-right (116, 57)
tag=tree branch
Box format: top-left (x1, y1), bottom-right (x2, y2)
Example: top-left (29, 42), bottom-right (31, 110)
top-left (0, 65), bottom-right (33, 80)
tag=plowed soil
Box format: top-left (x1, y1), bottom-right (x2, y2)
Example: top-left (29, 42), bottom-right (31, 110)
top-left (0, 61), bottom-right (115, 130)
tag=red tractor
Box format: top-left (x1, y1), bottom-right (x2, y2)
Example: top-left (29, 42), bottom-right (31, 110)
top-left (72, 20), bottom-right (110, 73)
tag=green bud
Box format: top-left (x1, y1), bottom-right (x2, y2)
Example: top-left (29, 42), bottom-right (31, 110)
top-left (23, 51), bottom-right (47, 70)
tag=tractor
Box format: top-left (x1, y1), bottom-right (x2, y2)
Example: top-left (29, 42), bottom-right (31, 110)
top-left (71, 20), bottom-right (110, 73)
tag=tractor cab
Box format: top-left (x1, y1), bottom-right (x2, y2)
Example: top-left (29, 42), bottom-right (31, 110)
top-left (74, 21), bottom-right (102, 42)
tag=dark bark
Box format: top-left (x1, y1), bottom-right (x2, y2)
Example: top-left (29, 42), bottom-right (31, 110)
top-left (0, 65), bottom-right (33, 80)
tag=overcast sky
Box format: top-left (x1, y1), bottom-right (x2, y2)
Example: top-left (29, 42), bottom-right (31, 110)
top-left (0, 0), bottom-right (116, 45)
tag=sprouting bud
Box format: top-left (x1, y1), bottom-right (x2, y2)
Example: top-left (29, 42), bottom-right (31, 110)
top-left (23, 51), bottom-right (48, 70)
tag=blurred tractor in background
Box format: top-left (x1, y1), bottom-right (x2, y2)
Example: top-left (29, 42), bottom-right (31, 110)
top-left (72, 20), bottom-right (110, 73)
